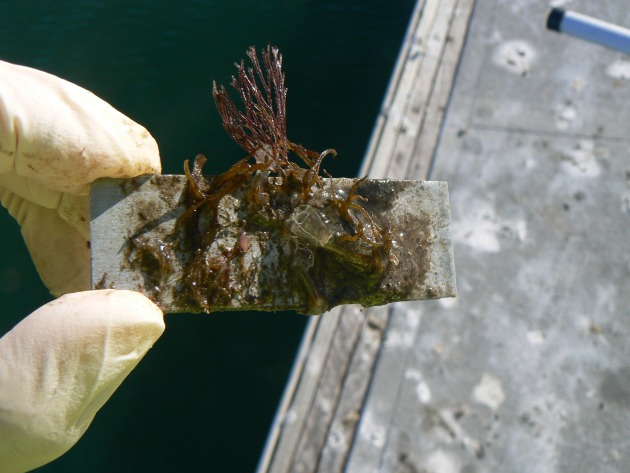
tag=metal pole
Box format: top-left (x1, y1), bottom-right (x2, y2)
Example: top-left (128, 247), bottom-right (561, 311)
top-left (547, 8), bottom-right (630, 54)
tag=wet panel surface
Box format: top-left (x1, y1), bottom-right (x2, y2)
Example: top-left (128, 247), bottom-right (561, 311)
top-left (91, 175), bottom-right (455, 314)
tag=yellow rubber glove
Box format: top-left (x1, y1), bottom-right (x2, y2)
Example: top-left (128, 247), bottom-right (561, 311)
top-left (0, 60), bottom-right (165, 472)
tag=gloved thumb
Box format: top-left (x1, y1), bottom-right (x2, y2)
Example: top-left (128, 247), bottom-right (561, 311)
top-left (0, 290), bottom-right (165, 473)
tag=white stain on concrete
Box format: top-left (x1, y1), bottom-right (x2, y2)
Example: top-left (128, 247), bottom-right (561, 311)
top-left (455, 212), bottom-right (501, 253)
top-left (554, 101), bottom-right (577, 131)
top-left (499, 219), bottom-right (528, 242)
top-left (358, 409), bottom-right (385, 448)
top-left (561, 140), bottom-right (601, 177)
top-left (493, 40), bottom-right (536, 75)
top-left (550, 0), bottom-right (572, 6)
top-left (472, 373), bottom-right (506, 410)
top-left (527, 330), bottom-right (545, 346)
top-left (606, 60), bottom-right (630, 80)
top-left (416, 382), bottom-right (432, 404)
top-left (425, 449), bottom-right (461, 473)
top-left (454, 203), bottom-right (528, 254)
top-left (405, 369), bottom-right (432, 404)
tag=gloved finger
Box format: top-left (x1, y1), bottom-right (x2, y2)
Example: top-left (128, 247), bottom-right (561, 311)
top-left (1, 189), bottom-right (89, 296)
top-left (0, 290), bottom-right (165, 473)
top-left (0, 60), bottom-right (161, 198)
top-left (0, 176), bottom-right (90, 239)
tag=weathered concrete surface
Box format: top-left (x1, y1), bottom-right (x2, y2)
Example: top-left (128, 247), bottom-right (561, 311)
top-left (346, 1), bottom-right (630, 472)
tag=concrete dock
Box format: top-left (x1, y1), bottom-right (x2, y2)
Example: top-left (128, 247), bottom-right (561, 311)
top-left (258, 0), bottom-right (630, 471)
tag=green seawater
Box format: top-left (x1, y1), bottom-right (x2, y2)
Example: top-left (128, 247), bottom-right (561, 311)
top-left (0, 1), bottom-right (414, 471)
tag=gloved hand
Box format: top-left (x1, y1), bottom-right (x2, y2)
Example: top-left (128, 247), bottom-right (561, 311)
top-left (0, 60), bottom-right (165, 472)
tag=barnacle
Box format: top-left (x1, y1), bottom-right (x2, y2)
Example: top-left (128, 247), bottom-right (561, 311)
top-left (288, 205), bottom-right (334, 247)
